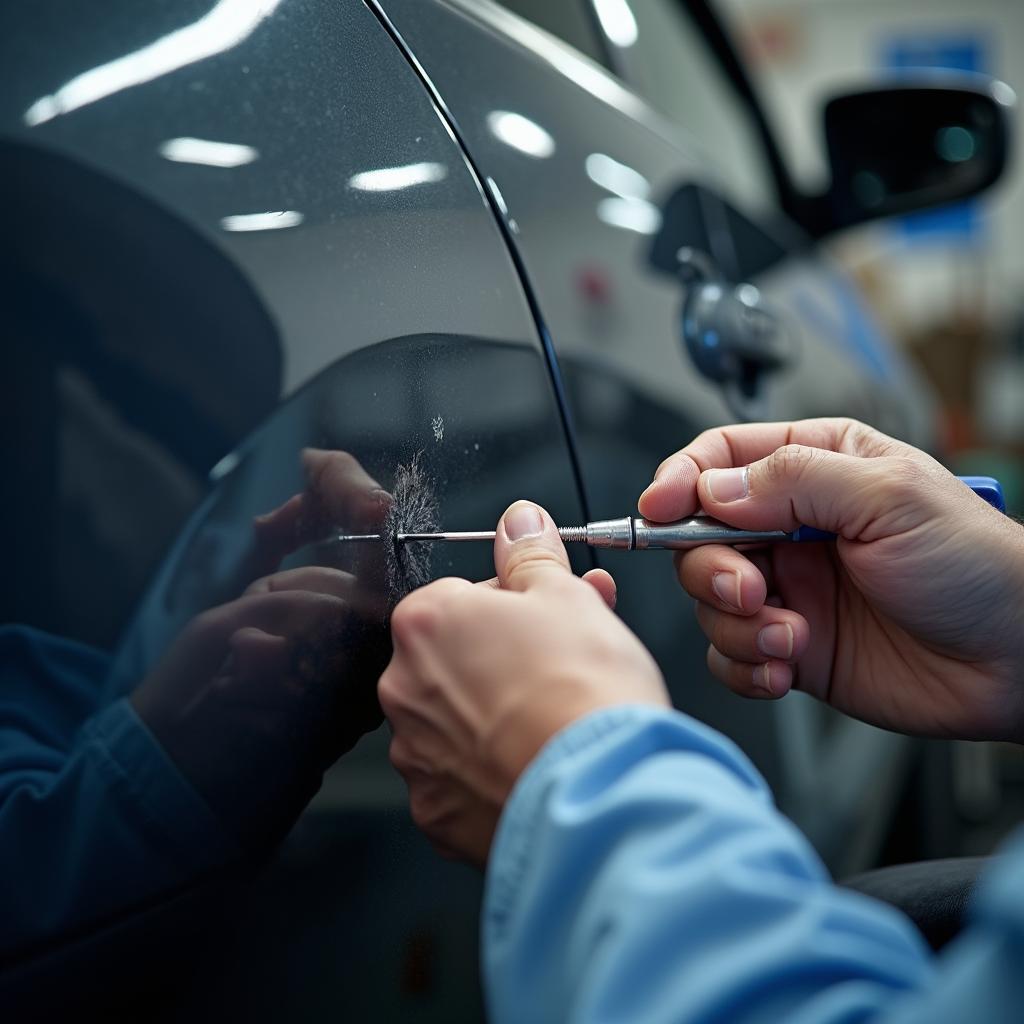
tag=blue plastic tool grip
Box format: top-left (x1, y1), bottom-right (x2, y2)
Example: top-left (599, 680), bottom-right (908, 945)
top-left (957, 475), bottom-right (1006, 512)
top-left (791, 475), bottom-right (1005, 542)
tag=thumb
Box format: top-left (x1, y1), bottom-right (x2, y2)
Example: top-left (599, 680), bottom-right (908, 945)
top-left (494, 501), bottom-right (572, 592)
top-left (697, 444), bottom-right (930, 539)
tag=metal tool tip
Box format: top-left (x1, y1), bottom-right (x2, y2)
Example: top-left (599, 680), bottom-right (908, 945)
top-left (557, 526), bottom-right (587, 543)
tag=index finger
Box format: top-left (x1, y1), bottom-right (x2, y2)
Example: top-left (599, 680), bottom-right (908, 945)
top-left (638, 418), bottom-right (886, 522)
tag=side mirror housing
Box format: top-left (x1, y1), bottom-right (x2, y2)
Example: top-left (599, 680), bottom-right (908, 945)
top-left (820, 74), bottom-right (1015, 232)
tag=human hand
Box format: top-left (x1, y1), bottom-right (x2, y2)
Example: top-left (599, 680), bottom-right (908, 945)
top-left (378, 501), bottom-right (668, 866)
top-left (639, 418), bottom-right (1024, 742)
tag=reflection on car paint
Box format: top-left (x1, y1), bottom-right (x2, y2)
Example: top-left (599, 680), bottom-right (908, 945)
top-left (348, 162), bottom-right (449, 192)
top-left (24, 0), bottom-right (286, 126)
top-left (220, 210), bottom-right (304, 232)
top-left (159, 136), bottom-right (259, 168)
top-left (486, 110), bottom-right (556, 159)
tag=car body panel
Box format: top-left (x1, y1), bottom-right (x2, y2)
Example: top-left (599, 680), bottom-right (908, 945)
top-left (1, 0), bottom-right (592, 641)
top-left (377, 0), bottom-right (931, 876)
top-left (1, 0), bottom-right (546, 396)
top-left (2, 1), bottom-right (585, 1017)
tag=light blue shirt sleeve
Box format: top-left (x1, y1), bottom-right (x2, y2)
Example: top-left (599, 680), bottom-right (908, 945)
top-left (0, 626), bottom-right (239, 960)
top-left (483, 704), bottom-right (1024, 1024)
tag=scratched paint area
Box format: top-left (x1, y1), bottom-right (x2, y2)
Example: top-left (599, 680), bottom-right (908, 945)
top-left (383, 451), bottom-right (439, 604)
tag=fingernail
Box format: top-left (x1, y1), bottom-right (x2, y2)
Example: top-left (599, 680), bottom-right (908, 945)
top-left (758, 663), bottom-right (774, 695)
top-left (711, 570), bottom-right (742, 611)
top-left (757, 622), bottom-right (793, 660)
top-left (703, 466), bottom-right (748, 503)
top-left (366, 487), bottom-right (393, 513)
top-left (504, 503), bottom-right (544, 542)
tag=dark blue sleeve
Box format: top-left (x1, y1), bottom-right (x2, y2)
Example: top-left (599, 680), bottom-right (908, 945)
top-left (0, 626), bottom-right (238, 959)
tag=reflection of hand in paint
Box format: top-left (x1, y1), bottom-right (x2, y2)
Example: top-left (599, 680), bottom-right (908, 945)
top-left (166, 448), bottom-right (392, 616)
top-left (255, 448), bottom-right (441, 609)
top-left (131, 448), bottom-right (392, 851)
top-left (249, 448), bottom-right (392, 575)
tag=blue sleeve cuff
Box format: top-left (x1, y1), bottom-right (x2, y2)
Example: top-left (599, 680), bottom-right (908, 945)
top-left (482, 703), bottom-right (937, 1024)
top-left (82, 699), bottom-right (240, 871)
top-left (485, 703), bottom-right (769, 942)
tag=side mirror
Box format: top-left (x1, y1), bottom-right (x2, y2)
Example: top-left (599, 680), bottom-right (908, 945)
top-left (821, 75), bottom-right (1015, 231)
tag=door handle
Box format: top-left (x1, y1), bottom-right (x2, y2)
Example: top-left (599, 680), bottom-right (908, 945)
top-left (676, 247), bottom-right (795, 406)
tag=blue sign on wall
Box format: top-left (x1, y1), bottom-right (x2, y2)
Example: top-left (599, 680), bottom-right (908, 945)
top-left (880, 33), bottom-right (989, 244)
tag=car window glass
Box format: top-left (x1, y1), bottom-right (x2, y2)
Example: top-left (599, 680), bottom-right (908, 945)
top-left (611, 0), bottom-right (774, 217)
top-left (491, 0), bottom-right (606, 64)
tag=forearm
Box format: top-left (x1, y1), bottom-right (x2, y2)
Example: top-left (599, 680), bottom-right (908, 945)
top-left (483, 705), bottom-right (936, 1024)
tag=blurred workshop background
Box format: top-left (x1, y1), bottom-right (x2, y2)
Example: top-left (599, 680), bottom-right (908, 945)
top-left (721, 0), bottom-right (1024, 502)
top-left (719, 0), bottom-right (1024, 860)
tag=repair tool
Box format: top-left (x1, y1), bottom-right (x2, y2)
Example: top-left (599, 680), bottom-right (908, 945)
top-left (335, 475), bottom-right (1004, 552)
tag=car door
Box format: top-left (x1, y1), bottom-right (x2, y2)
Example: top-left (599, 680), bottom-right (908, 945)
top-left (2, 0), bottom-right (586, 1018)
top-left (375, 0), bottom-right (932, 876)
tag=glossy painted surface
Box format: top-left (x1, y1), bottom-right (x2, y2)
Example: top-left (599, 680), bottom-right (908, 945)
top-left (1, 0), bottom-right (545, 396)
top-left (2, 0), bottom-right (596, 636)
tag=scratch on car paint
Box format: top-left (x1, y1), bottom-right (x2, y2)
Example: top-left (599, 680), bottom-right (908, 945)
top-left (383, 452), bottom-right (439, 605)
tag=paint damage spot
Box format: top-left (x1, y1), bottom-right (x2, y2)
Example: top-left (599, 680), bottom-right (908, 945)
top-left (383, 451), bottom-right (439, 604)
